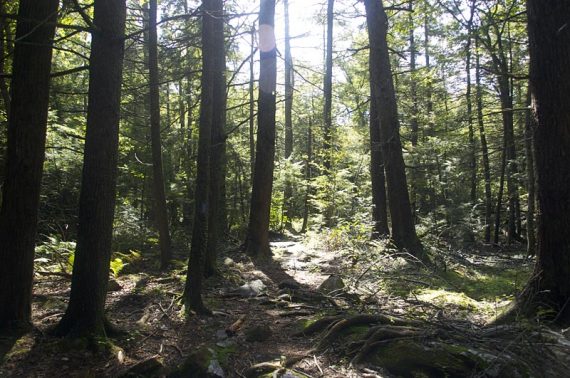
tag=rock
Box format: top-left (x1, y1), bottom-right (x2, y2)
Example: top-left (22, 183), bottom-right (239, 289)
top-left (135, 275), bottom-right (150, 290)
top-left (278, 279), bottom-right (301, 290)
top-left (223, 257), bottom-right (235, 266)
top-left (121, 356), bottom-right (164, 377)
top-left (318, 275), bottom-right (345, 294)
top-left (245, 324), bottom-right (272, 342)
top-left (108, 278), bottom-right (122, 292)
top-left (215, 329), bottom-right (228, 340)
top-left (236, 279), bottom-right (266, 297)
top-left (169, 348), bottom-right (224, 378)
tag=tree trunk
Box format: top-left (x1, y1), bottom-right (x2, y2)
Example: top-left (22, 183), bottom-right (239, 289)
top-left (519, 0), bottom-right (570, 323)
top-left (245, 0), bottom-right (276, 258)
top-left (322, 0), bottom-right (334, 172)
top-left (282, 0), bottom-right (294, 230)
top-left (0, 0), bottom-right (59, 330)
top-left (408, 1), bottom-right (419, 218)
top-left (183, 0), bottom-right (216, 314)
top-left (369, 84), bottom-right (389, 238)
top-left (249, 26), bottom-right (256, 181)
top-left (148, 0), bottom-right (172, 270)
top-left (466, 9), bottom-right (477, 205)
top-left (524, 89), bottom-right (536, 256)
top-left (301, 117), bottom-right (313, 234)
top-left (364, 0), bottom-right (424, 258)
top-left (205, 0), bottom-right (226, 277)
top-left (475, 38), bottom-right (492, 243)
top-left (55, 0), bottom-right (126, 337)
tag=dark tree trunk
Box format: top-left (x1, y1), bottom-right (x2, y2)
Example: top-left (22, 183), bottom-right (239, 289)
top-left (494, 138), bottom-right (506, 245)
top-left (55, 0), bottom-right (126, 337)
top-left (301, 117), bottom-right (313, 234)
top-left (0, 0), bottom-right (59, 330)
top-left (205, 0), bottom-right (226, 277)
top-left (524, 89), bottom-right (536, 256)
top-left (475, 39), bottom-right (492, 243)
top-left (322, 0), bottom-right (334, 172)
top-left (249, 26), bottom-right (256, 181)
top-left (245, 0), bottom-right (276, 258)
top-left (369, 85), bottom-right (389, 238)
top-left (408, 1), bottom-right (419, 218)
top-left (519, 0), bottom-right (570, 323)
top-left (183, 0), bottom-right (216, 314)
top-left (364, 0), bottom-right (424, 258)
top-left (282, 0), bottom-right (294, 229)
top-left (148, 0), bottom-right (172, 270)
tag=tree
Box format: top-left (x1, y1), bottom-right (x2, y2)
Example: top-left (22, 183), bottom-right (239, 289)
top-left (282, 0), bottom-right (294, 230)
top-left (205, 0), bottom-right (227, 277)
top-left (322, 0), bottom-right (334, 172)
top-left (245, 0), bottom-right (277, 258)
top-left (148, 0), bottom-right (173, 270)
top-left (183, 0), bottom-right (217, 313)
top-left (518, 0), bottom-right (570, 323)
top-left (0, 0), bottom-right (59, 330)
top-left (54, 0), bottom-right (127, 337)
top-left (364, 0), bottom-right (424, 258)
top-left (369, 85), bottom-right (389, 238)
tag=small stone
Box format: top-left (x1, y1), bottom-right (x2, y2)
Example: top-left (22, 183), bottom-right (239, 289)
top-left (207, 359), bottom-right (225, 377)
top-left (235, 279), bottom-right (266, 297)
top-left (223, 257), bottom-right (235, 266)
top-left (245, 324), bottom-right (272, 342)
top-left (278, 279), bottom-right (301, 290)
top-left (108, 278), bottom-right (122, 292)
top-left (318, 275), bottom-right (345, 294)
top-left (215, 329), bottom-right (228, 340)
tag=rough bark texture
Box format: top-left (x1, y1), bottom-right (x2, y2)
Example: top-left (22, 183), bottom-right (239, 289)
top-left (282, 0), bottom-right (294, 229)
top-left (55, 0), bottom-right (126, 337)
top-left (369, 85), bottom-right (389, 238)
top-left (245, 0), bottom-right (276, 258)
top-left (475, 40), bottom-right (492, 244)
top-left (148, 0), bottom-right (172, 270)
top-left (184, 0), bottom-right (215, 314)
top-left (322, 0), bottom-right (334, 172)
top-left (205, 0), bottom-right (226, 277)
top-left (524, 89), bottom-right (536, 256)
top-left (0, 0), bottom-right (59, 330)
top-left (364, 0), bottom-right (424, 258)
top-left (519, 0), bottom-right (570, 323)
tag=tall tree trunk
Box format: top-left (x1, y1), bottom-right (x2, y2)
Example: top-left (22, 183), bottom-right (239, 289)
top-left (183, 0), bottom-right (216, 314)
top-left (466, 9), bottom-right (477, 205)
top-left (524, 89), bottom-right (536, 256)
top-left (323, 0), bottom-right (334, 172)
top-left (249, 26), bottom-right (256, 181)
top-left (148, 0), bottom-right (172, 270)
top-left (205, 0), bottom-right (226, 277)
top-left (0, 0), bottom-right (59, 330)
top-left (424, 15), bottom-right (434, 137)
top-left (370, 84), bottom-right (389, 238)
top-left (245, 0), bottom-right (276, 258)
top-left (301, 117), bottom-right (313, 234)
top-left (282, 0), bottom-right (294, 229)
top-left (494, 137), bottom-right (507, 245)
top-left (475, 38), bottom-right (492, 243)
top-left (364, 0), bottom-right (424, 258)
top-left (55, 0), bottom-right (126, 337)
top-left (519, 0), bottom-right (570, 323)
top-left (408, 1), bottom-right (419, 218)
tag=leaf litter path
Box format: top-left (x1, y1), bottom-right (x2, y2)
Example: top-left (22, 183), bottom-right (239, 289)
top-left (0, 238), bottom-right (369, 378)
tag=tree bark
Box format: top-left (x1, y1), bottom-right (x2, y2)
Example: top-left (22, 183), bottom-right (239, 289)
top-left (369, 84), bottom-right (389, 238)
top-left (364, 0), bottom-right (424, 258)
top-left (0, 0), bottom-right (59, 330)
top-left (183, 0), bottom-right (216, 314)
top-left (519, 0), bottom-right (570, 323)
top-left (475, 38), bottom-right (492, 243)
top-left (245, 0), bottom-right (276, 258)
top-left (408, 1), bottom-right (419, 218)
top-left (282, 0), bottom-right (294, 229)
top-left (524, 89), bottom-right (536, 256)
top-left (322, 0), bottom-right (334, 172)
top-left (205, 0), bottom-right (226, 277)
top-left (55, 0), bottom-right (126, 337)
top-left (148, 0), bottom-right (172, 270)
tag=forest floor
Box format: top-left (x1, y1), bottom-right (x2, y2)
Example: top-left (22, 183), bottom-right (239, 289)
top-left (1, 233), bottom-right (568, 377)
